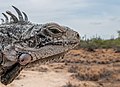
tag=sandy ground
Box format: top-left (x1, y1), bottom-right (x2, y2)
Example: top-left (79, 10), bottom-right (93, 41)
top-left (1, 70), bottom-right (70, 87)
top-left (0, 49), bottom-right (120, 87)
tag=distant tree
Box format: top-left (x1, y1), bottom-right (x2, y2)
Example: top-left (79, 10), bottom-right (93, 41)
top-left (117, 30), bottom-right (120, 38)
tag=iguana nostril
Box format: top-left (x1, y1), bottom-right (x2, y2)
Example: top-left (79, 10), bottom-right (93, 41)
top-left (19, 54), bottom-right (31, 65)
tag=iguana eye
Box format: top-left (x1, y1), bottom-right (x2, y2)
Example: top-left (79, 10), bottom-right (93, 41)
top-left (49, 28), bottom-right (61, 34)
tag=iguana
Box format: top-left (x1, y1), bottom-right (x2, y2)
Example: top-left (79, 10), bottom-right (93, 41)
top-left (0, 6), bottom-right (80, 85)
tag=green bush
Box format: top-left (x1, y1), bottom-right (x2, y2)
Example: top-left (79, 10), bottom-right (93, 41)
top-left (80, 37), bottom-right (120, 49)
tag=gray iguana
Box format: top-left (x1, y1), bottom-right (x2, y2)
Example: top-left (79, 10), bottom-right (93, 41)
top-left (0, 6), bottom-right (80, 85)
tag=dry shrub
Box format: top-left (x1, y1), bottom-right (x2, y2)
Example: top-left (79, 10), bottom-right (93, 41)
top-left (72, 66), bottom-right (113, 81)
top-left (52, 64), bottom-right (65, 69)
top-left (68, 65), bottom-right (79, 73)
top-left (62, 82), bottom-right (80, 87)
top-left (30, 66), bottom-right (49, 72)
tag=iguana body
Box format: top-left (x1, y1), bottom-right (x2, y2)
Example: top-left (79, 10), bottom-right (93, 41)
top-left (0, 6), bottom-right (80, 85)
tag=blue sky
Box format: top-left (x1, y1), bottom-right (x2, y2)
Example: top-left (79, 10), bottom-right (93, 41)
top-left (0, 0), bottom-right (120, 39)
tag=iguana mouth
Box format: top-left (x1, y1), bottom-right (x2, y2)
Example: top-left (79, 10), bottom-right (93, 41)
top-left (36, 40), bottom-right (79, 47)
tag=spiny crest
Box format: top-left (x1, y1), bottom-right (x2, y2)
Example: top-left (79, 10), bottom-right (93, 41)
top-left (1, 6), bottom-right (29, 24)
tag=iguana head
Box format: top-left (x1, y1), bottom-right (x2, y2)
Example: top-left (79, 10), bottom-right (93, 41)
top-left (0, 6), bottom-right (80, 85)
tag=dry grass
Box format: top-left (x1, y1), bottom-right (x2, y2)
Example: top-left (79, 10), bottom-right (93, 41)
top-left (62, 82), bottom-right (80, 87)
top-left (61, 49), bottom-right (120, 87)
top-left (71, 66), bottom-right (113, 81)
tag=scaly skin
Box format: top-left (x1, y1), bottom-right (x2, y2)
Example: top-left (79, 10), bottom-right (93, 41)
top-left (0, 6), bottom-right (80, 85)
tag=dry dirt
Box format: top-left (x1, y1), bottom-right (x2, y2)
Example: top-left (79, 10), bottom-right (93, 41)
top-left (0, 49), bottom-right (120, 87)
